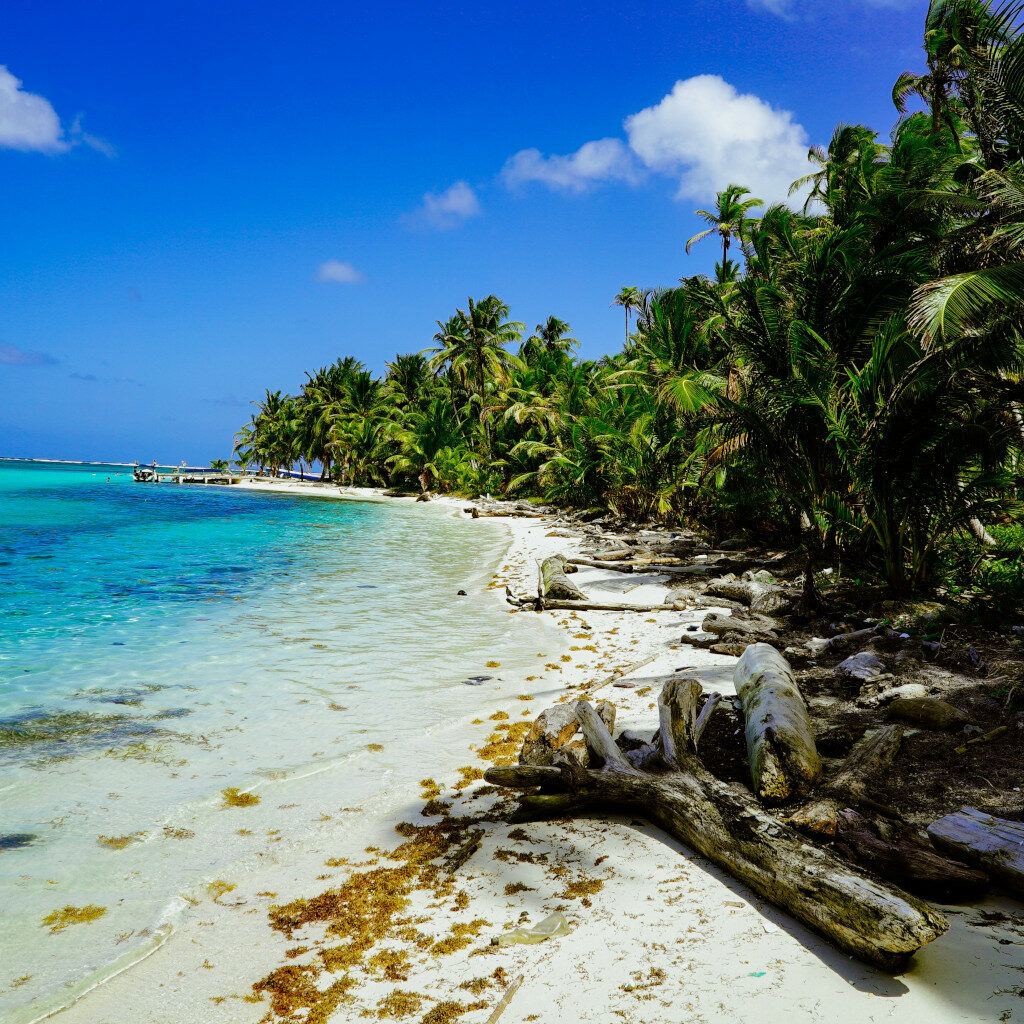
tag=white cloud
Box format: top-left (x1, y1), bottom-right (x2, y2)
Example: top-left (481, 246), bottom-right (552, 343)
top-left (747, 0), bottom-right (795, 16)
top-left (316, 259), bottom-right (364, 284)
top-left (0, 66), bottom-right (67, 153)
top-left (69, 114), bottom-right (115, 157)
top-left (410, 180), bottom-right (481, 229)
top-left (747, 0), bottom-right (918, 17)
top-left (501, 138), bottom-right (639, 192)
top-left (0, 68), bottom-right (112, 156)
top-left (625, 76), bottom-right (810, 204)
top-left (500, 75), bottom-right (812, 207)
top-left (0, 342), bottom-right (57, 366)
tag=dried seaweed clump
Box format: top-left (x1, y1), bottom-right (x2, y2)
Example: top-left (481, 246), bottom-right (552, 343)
top-left (255, 815), bottom-right (492, 1019)
top-left (420, 1000), bottom-right (487, 1024)
top-left (476, 720), bottom-right (532, 766)
top-left (559, 877), bottom-right (604, 905)
top-left (207, 880), bottom-right (237, 904)
top-left (252, 964), bottom-right (353, 1023)
top-left (97, 832), bottom-right (146, 849)
top-left (375, 989), bottom-right (424, 1018)
top-left (457, 977), bottom-right (492, 995)
top-left (41, 905), bottom-right (107, 932)
top-left (455, 766), bottom-right (484, 789)
top-left (420, 798), bottom-right (451, 818)
top-left (429, 918), bottom-right (489, 957)
top-left (367, 947), bottom-right (411, 981)
top-left (221, 787), bottom-right (260, 807)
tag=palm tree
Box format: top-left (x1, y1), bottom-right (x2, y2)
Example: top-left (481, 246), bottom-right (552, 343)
top-left (612, 287), bottom-right (643, 346)
top-left (685, 185), bottom-right (763, 269)
top-left (428, 296), bottom-right (523, 457)
top-left (384, 352), bottom-right (435, 410)
top-left (520, 316), bottom-right (577, 363)
top-left (388, 396), bottom-right (465, 492)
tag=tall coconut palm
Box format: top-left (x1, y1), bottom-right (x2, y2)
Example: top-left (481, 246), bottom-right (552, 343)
top-left (685, 185), bottom-right (763, 268)
top-left (612, 286), bottom-right (643, 346)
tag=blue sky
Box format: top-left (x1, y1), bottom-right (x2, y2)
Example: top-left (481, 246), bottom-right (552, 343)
top-left (1, 0), bottom-right (928, 462)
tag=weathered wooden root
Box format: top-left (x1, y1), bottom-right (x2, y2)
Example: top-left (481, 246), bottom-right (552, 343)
top-left (485, 681), bottom-right (948, 971)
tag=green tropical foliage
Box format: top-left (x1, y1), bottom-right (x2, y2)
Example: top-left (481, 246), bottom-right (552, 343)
top-left (235, 0), bottom-right (1024, 598)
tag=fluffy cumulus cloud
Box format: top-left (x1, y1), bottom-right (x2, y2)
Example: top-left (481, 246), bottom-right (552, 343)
top-left (625, 75), bottom-right (810, 204)
top-left (501, 75), bottom-right (811, 206)
top-left (0, 342), bottom-right (57, 366)
top-left (316, 259), bottom-right (365, 284)
top-left (0, 67), bottom-right (66, 153)
top-left (411, 180), bottom-right (481, 229)
top-left (501, 138), bottom-right (639, 192)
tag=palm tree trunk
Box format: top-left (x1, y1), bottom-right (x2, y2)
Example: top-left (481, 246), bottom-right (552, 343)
top-left (476, 351), bottom-right (493, 459)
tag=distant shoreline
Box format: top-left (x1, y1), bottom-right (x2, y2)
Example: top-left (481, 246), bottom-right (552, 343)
top-left (0, 456), bottom-right (136, 467)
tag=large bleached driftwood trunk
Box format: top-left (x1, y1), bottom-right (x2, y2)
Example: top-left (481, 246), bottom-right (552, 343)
top-left (734, 644), bottom-right (822, 802)
top-left (486, 678), bottom-right (948, 971)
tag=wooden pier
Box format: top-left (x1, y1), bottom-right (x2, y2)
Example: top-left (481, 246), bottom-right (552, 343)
top-left (132, 465), bottom-right (244, 485)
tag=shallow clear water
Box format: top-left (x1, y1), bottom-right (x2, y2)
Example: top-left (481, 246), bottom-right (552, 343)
top-left (0, 461), bottom-right (551, 1020)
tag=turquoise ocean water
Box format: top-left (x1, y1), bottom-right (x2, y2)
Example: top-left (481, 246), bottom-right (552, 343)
top-left (0, 460), bottom-right (552, 1021)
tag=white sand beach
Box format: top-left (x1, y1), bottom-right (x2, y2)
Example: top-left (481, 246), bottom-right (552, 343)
top-left (49, 483), bottom-right (1024, 1024)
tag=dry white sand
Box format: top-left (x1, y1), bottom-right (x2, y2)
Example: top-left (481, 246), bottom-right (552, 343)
top-left (50, 482), bottom-right (1024, 1024)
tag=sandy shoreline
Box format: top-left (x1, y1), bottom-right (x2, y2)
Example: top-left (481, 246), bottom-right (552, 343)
top-left (48, 480), bottom-right (1024, 1024)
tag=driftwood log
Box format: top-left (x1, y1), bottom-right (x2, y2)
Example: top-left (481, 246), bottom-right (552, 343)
top-left (885, 696), bottom-right (970, 732)
top-left (539, 555), bottom-right (586, 601)
top-left (831, 809), bottom-right (989, 902)
top-left (734, 644), bottom-right (822, 803)
top-left (702, 612), bottom-right (779, 642)
top-left (928, 807), bottom-right (1024, 897)
top-left (704, 578), bottom-right (794, 616)
top-left (506, 592), bottom-right (682, 613)
top-left (568, 557), bottom-right (636, 573)
top-left (485, 679), bottom-right (948, 970)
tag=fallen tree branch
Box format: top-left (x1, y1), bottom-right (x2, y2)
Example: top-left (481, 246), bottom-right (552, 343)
top-left (953, 725), bottom-right (1008, 754)
top-left (509, 595), bottom-right (680, 613)
top-left (567, 557), bottom-right (635, 573)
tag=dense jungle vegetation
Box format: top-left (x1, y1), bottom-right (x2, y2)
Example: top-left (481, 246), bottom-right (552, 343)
top-left (233, 0), bottom-right (1024, 600)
